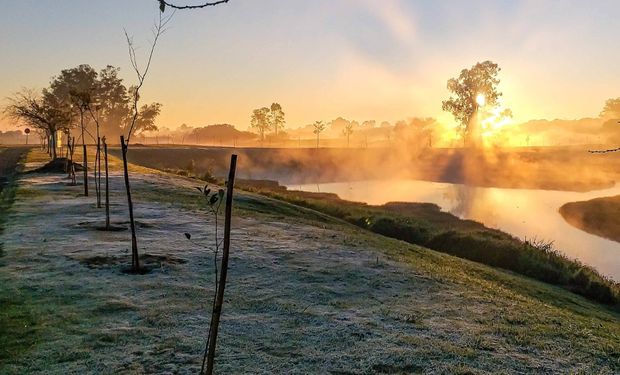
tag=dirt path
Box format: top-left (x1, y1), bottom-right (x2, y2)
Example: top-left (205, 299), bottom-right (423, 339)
top-left (1, 159), bottom-right (619, 374)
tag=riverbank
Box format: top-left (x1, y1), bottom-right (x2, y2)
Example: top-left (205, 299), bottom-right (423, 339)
top-left (1, 148), bottom-right (619, 373)
top-left (560, 195), bottom-right (620, 243)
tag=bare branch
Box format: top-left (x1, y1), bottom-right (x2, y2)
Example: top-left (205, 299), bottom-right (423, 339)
top-left (124, 11), bottom-right (173, 144)
top-left (588, 147), bottom-right (620, 154)
top-left (158, 0), bottom-right (229, 11)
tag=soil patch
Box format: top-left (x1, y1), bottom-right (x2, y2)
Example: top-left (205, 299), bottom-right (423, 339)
top-left (75, 253), bottom-right (187, 271)
top-left (27, 158), bottom-right (84, 174)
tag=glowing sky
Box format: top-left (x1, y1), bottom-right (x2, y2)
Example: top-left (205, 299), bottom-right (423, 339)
top-left (1, 0), bottom-right (619, 131)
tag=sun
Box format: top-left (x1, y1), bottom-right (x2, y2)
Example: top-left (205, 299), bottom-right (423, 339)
top-left (476, 93), bottom-right (486, 107)
top-left (479, 105), bottom-right (514, 145)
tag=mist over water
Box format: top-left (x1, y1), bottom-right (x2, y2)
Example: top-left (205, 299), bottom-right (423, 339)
top-left (290, 179), bottom-right (620, 281)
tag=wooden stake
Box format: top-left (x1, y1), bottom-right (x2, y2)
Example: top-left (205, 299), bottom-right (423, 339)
top-left (204, 154), bottom-right (237, 375)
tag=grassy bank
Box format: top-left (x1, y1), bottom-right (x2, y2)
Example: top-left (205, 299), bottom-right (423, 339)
top-left (0, 147), bottom-right (33, 362)
top-left (1, 149), bottom-right (620, 373)
top-left (560, 195), bottom-right (620, 243)
top-left (238, 183), bottom-right (620, 307)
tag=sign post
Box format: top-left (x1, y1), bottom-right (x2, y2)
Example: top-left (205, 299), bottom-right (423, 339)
top-left (24, 128), bottom-right (30, 145)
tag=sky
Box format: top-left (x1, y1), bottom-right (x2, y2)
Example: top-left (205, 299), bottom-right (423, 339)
top-left (1, 0), bottom-right (619, 131)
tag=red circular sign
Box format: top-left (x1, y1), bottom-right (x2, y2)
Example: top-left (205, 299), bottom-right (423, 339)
top-left (24, 128), bottom-right (30, 134)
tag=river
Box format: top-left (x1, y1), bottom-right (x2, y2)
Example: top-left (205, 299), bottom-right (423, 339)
top-left (287, 179), bottom-right (620, 281)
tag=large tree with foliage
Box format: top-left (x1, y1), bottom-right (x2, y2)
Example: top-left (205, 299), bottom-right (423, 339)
top-left (442, 60), bottom-right (502, 146)
top-left (601, 98), bottom-right (620, 119)
top-left (269, 103), bottom-right (285, 138)
top-left (46, 64), bottom-right (99, 195)
top-left (250, 107), bottom-right (271, 144)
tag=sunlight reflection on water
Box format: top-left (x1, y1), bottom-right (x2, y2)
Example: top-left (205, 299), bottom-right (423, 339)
top-left (289, 179), bottom-right (620, 281)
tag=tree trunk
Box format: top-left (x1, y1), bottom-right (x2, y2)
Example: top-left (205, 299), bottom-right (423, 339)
top-left (69, 137), bottom-right (76, 185)
top-left (82, 143), bottom-right (88, 196)
top-left (120, 135), bottom-right (139, 272)
top-left (204, 154), bottom-right (237, 375)
top-left (104, 139), bottom-right (110, 230)
top-left (51, 131), bottom-right (57, 159)
top-left (95, 137), bottom-right (101, 208)
top-left (65, 136), bottom-right (70, 174)
top-left (80, 110), bottom-right (88, 195)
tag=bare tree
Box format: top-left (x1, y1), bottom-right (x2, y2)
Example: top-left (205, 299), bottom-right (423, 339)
top-left (70, 91), bottom-right (91, 196)
top-left (122, 11), bottom-right (173, 272)
top-left (4, 89), bottom-right (71, 159)
top-left (342, 122), bottom-right (354, 148)
top-left (89, 105), bottom-right (103, 208)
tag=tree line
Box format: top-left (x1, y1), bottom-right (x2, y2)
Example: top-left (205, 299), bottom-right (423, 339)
top-left (4, 64), bottom-right (161, 158)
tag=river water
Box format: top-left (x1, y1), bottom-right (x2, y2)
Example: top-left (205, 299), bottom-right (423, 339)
top-left (287, 179), bottom-right (620, 281)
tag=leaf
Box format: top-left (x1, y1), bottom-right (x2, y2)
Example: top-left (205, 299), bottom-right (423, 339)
top-left (159, 0), bottom-right (166, 12)
top-left (184, 232), bottom-right (191, 240)
top-left (204, 188), bottom-right (211, 197)
top-left (195, 187), bottom-right (203, 193)
top-left (209, 195), bottom-right (219, 205)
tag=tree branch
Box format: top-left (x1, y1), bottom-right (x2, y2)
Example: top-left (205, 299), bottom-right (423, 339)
top-left (588, 147), bottom-right (620, 154)
top-left (158, 0), bottom-right (229, 11)
top-left (124, 11), bottom-right (173, 144)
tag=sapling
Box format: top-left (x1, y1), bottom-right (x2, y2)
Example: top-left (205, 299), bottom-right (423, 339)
top-left (184, 184), bottom-right (225, 370)
top-left (103, 137), bottom-right (110, 230)
top-left (184, 154), bottom-right (237, 375)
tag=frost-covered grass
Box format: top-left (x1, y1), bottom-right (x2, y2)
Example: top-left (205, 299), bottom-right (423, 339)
top-left (245, 188), bottom-right (620, 308)
top-left (1, 149), bottom-right (619, 374)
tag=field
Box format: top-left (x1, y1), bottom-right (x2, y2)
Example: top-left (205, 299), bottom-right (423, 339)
top-left (113, 145), bottom-right (620, 191)
top-left (0, 147), bottom-right (619, 374)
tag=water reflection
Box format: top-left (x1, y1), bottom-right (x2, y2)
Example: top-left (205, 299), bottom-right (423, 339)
top-left (289, 179), bottom-right (620, 280)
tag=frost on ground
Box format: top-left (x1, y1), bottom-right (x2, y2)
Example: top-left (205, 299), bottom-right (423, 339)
top-left (1, 163), bottom-right (619, 374)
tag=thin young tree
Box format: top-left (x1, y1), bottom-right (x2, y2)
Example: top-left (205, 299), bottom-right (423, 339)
top-left (103, 136), bottom-right (111, 230)
top-left (68, 136), bottom-right (77, 185)
top-left (70, 91), bottom-right (91, 196)
top-left (313, 120), bottom-right (325, 149)
top-left (342, 122), bottom-right (354, 148)
top-left (121, 11), bottom-right (173, 272)
top-left (89, 104), bottom-right (103, 208)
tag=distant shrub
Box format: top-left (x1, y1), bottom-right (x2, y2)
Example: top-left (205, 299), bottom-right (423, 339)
top-left (200, 171), bottom-right (218, 183)
top-left (368, 217), bottom-right (432, 245)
